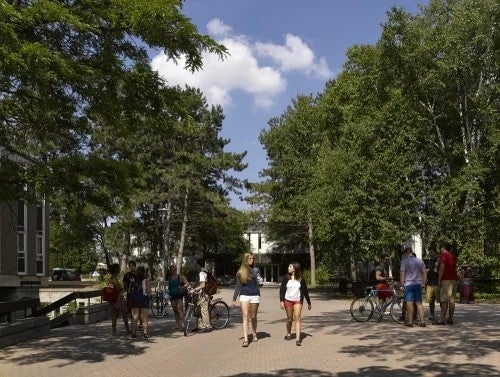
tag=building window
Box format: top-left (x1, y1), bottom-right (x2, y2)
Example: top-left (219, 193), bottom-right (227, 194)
top-left (258, 233), bottom-right (262, 250)
top-left (36, 200), bottom-right (45, 275)
top-left (17, 200), bottom-right (27, 274)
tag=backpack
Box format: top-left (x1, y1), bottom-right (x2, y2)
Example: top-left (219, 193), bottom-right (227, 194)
top-left (169, 275), bottom-right (184, 296)
top-left (129, 279), bottom-right (149, 307)
top-left (204, 271), bottom-right (218, 295)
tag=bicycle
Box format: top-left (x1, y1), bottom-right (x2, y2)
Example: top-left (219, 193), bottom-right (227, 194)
top-left (150, 282), bottom-right (171, 318)
top-left (350, 284), bottom-right (404, 323)
top-left (183, 291), bottom-right (230, 336)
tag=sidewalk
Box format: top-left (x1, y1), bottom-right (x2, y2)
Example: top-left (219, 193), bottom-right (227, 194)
top-left (0, 287), bottom-right (498, 377)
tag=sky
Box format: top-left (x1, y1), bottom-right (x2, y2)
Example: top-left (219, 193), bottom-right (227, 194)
top-left (149, 0), bottom-right (428, 210)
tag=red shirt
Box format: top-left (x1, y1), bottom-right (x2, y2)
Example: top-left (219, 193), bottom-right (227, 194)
top-left (439, 250), bottom-right (458, 280)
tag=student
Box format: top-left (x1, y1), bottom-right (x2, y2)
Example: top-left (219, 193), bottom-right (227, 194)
top-left (122, 260), bottom-right (137, 323)
top-left (168, 264), bottom-right (188, 331)
top-left (107, 263), bottom-right (130, 335)
top-left (279, 262), bottom-right (311, 346)
top-left (425, 246), bottom-right (440, 322)
top-left (400, 248), bottom-right (427, 327)
top-left (232, 253), bottom-right (263, 347)
top-left (190, 260), bottom-right (212, 333)
top-left (129, 266), bottom-right (151, 338)
top-left (435, 243), bottom-right (458, 325)
top-left (374, 254), bottom-right (392, 306)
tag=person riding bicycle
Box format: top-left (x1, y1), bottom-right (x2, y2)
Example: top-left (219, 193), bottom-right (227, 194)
top-left (374, 254), bottom-right (392, 307)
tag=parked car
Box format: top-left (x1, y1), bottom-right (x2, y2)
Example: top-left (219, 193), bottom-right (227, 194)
top-left (52, 268), bottom-right (81, 281)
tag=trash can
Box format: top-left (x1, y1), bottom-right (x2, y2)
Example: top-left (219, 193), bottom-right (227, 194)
top-left (459, 277), bottom-right (474, 304)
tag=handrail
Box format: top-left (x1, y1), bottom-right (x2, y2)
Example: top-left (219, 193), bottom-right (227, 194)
top-left (0, 298), bottom-right (40, 323)
top-left (30, 289), bottom-right (103, 317)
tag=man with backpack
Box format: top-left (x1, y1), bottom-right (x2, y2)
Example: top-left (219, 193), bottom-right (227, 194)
top-left (372, 254), bottom-right (392, 307)
top-left (190, 260), bottom-right (212, 333)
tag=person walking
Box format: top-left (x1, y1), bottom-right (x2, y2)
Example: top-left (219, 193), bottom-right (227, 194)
top-left (190, 260), bottom-right (212, 333)
top-left (232, 252), bottom-right (263, 347)
top-left (107, 263), bottom-right (130, 335)
top-left (435, 243), bottom-right (458, 325)
top-left (425, 246), bottom-right (440, 322)
top-left (168, 264), bottom-right (188, 331)
top-left (400, 247), bottom-right (427, 327)
top-left (279, 262), bottom-right (311, 346)
top-left (129, 266), bottom-right (151, 338)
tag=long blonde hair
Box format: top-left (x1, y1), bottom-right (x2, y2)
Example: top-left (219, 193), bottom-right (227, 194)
top-left (237, 252), bottom-right (254, 284)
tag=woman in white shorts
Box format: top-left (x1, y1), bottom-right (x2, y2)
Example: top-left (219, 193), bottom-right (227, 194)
top-left (232, 253), bottom-right (263, 347)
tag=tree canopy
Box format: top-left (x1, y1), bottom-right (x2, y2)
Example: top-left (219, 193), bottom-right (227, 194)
top-left (256, 0), bottom-right (499, 282)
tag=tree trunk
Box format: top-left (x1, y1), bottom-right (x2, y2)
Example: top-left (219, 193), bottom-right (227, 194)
top-left (161, 199), bottom-right (172, 279)
top-left (308, 214), bottom-right (316, 286)
top-left (176, 188), bottom-right (189, 274)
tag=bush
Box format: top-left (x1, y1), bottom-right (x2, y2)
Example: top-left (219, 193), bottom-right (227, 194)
top-left (303, 265), bottom-right (332, 287)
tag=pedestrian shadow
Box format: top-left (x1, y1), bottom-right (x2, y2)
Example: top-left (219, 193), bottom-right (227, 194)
top-left (222, 368), bottom-right (334, 377)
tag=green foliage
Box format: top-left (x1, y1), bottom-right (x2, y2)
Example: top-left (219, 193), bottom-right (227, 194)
top-left (256, 0), bottom-right (499, 278)
top-left (303, 265), bottom-right (332, 287)
top-left (0, 0), bottom-right (248, 278)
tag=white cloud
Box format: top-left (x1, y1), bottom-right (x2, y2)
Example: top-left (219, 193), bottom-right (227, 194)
top-left (206, 18), bottom-right (232, 37)
top-left (255, 33), bottom-right (333, 79)
top-left (150, 19), bottom-right (332, 109)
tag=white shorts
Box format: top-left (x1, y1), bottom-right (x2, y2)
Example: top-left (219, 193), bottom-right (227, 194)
top-left (240, 295), bottom-right (260, 304)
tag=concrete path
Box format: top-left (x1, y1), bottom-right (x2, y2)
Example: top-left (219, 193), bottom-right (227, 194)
top-left (0, 287), bottom-right (498, 377)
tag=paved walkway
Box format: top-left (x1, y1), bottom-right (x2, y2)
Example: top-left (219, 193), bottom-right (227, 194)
top-left (0, 287), bottom-right (499, 377)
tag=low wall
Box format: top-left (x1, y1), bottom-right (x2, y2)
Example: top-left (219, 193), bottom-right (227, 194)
top-left (0, 316), bottom-right (50, 348)
top-left (72, 303), bottom-right (109, 325)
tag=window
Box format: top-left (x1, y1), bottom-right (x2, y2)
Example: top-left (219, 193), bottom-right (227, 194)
top-left (36, 200), bottom-right (45, 275)
top-left (17, 200), bottom-right (27, 274)
top-left (258, 233), bottom-right (262, 250)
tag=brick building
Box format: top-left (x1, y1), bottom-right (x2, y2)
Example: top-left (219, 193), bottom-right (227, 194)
top-left (0, 147), bottom-right (49, 300)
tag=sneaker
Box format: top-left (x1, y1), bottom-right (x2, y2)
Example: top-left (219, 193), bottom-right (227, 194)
top-left (284, 334), bottom-right (291, 341)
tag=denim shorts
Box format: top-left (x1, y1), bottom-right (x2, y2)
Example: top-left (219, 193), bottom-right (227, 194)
top-left (404, 283), bottom-right (423, 303)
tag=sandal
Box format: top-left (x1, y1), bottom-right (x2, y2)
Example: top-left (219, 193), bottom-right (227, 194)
top-left (404, 322), bottom-right (414, 327)
top-left (284, 334), bottom-right (291, 341)
top-left (296, 339), bottom-right (302, 346)
top-left (252, 334), bottom-right (258, 342)
top-left (419, 322), bottom-right (427, 327)
top-left (242, 340), bottom-right (249, 347)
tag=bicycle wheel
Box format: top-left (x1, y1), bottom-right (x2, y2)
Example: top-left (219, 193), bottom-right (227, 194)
top-left (150, 296), bottom-right (165, 318)
top-left (183, 304), bottom-right (193, 336)
top-left (350, 296), bottom-right (374, 322)
top-left (390, 297), bottom-right (405, 324)
top-left (210, 300), bottom-right (229, 329)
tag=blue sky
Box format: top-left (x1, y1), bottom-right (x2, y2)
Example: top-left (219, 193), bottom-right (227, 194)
top-left (150, 0), bottom-right (428, 209)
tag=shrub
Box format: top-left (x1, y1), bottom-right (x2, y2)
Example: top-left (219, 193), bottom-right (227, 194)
top-left (303, 265), bottom-right (332, 286)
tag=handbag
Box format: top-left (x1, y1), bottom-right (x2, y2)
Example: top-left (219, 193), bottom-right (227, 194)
top-left (103, 285), bottom-right (120, 302)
